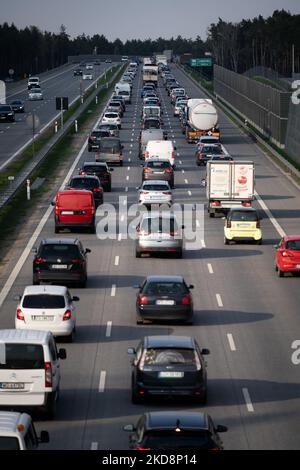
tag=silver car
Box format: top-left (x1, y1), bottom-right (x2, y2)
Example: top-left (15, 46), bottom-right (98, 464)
top-left (137, 180), bottom-right (172, 206)
top-left (28, 88), bottom-right (43, 100)
top-left (135, 212), bottom-right (183, 258)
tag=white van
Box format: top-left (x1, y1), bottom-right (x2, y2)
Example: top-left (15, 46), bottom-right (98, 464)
top-left (115, 82), bottom-right (131, 103)
top-left (27, 77), bottom-right (40, 90)
top-left (145, 140), bottom-right (177, 167)
top-left (0, 412), bottom-right (49, 450)
top-left (0, 329), bottom-right (66, 418)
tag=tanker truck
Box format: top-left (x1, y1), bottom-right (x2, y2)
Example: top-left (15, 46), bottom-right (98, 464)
top-left (185, 98), bottom-right (220, 143)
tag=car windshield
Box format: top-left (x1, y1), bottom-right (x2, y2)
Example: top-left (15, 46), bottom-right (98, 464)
top-left (286, 240), bottom-right (300, 250)
top-left (142, 184), bottom-right (169, 191)
top-left (230, 211), bottom-right (258, 222)
top-left (70, 178), bottom-right (98, 189)
top-left (146, 162), bottom-right (170, 169)
top-left (23, 294), bottom-right (66, 309)
top-left (143, 348), bottom-right (195, 365)
top-left (0, 437), bottom-right (20, 450)
top-left (0, 344), bottom-right (44, 370)
top-left (199, 138), bottom-right (218, 144)
top-left (0, 106), bottom-right (11, 111)
top-left (105, 113), bottom-right (118, 118)
top-left (140, 217), bottom-right (177, 233)
top-left (92, 131), bottom-right (108, 138)
top-left (144, 432), bottom-right (212, 450)
top-left (203, 146), bottom-right (222, 154)
top-left (39, 244), bottom-right (79, 258)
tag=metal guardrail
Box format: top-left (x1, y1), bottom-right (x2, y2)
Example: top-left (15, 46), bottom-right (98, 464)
top-left (0, 65), bottom-right (123, 211)
top-left (178, 64), bottom-right (300, 181)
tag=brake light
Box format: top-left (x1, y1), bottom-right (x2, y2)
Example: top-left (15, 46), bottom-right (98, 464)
top-left (93, 187), bottom-right (103, 193)
top-left (136, 447), bottom-right (151, 451)
top-left (143, 168), bottom-right (152, 173)
top-left (16, 308), bottom-right (24, 321)
top-left (209, 448), bottom-right (220, 451)
top-left (211, 201), bottom-right (221, 207)
top-left (282, 251), bottom-right (292, 257)
top-left (63, 309), bottom-right (72, 321)
top-left (80, 171), bottom-right (86, 175)
top-left (71, 258), bottom-right (84, 265)
top-left (137, 295), bottom-right (148, 305)
top-left (45, 362), bottom-right (52, 388)
top-left (35, 257), bottom-right (46, 264)
top-left (171, 151), bottom-right (175, 158)
top-left (194, 351), bottom-right (202, 371)
top-left (165, 167), bottom-right (173, 173)
top-left (162, 191), bottom-right (171, 195)
top-left (242, 201), bottom-right (251, 207)
top-left (182, 294), bottom-right (191, 305)
top-left (198, 152), bottom-right (203, 158)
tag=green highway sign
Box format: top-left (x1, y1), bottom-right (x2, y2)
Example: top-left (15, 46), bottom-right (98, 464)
top-left (190, 58), bottom-right (213, 67)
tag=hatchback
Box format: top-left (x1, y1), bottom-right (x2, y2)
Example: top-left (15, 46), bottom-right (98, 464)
top-left (134, 275), bottom-right (193, 323)
top-left (128, 336), bottom-right (209, 403)
top-left (142, 159), bottom-right (174, 188)
top-left (101, 112), bottom-right (121, 129)
top-left (274, 235), bottom-right (300, 277)
top-left (97, 123), bottom-right (119, 138)
top-left (137, 180), bottom-right (172, 207)
top-left (195, 143), bottom-right (224, 166)
top-left (67, 175), bottom-right (103, 207)
top-left (224, 208), bottom-right (262, 244)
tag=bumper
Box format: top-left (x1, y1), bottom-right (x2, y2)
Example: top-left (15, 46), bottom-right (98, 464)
top-left (143, 175), bottom-right (173, 185)
top-left (0, 392), bottom-right (47, 407)
top-left (225, 228), bottom-right (262, 241)
top-left (137, 305), bottom-right (192, 321)
top-left (34, 271), bottom-right (84, 282)
top-left (135, 383), bottom-right (205, 398)
top-left (15, 320), bottom-right (74, 336)
top-left (139, 198), bottom-right (172, 206)
top-left (278, 263), bottom-right (300, 272)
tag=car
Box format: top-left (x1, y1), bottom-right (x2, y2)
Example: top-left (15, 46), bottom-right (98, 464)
top-left (174, 100), bottom-right (187, 116)
top-left (82, 72), bottom-right (93, 80)
top-left (141, 85), bottom-right (156, 97)
top-left (143, 93), bottom-right (158, 103)
top-left (52, 190), bottom-right (96, 234)
top-left (137, 180), bottom-right (172, 207)
top-left (134, 276), bottom-right (194, 324)
top-left (274, 235), bottom-right (300, 277)
top-left (15, 285), bottom-right (79, 342)
top-left (95, 136), bottom-right (123, 166)
top-left (0, 412), bottom-right (49, 450)
top-left (224, 207), bottom-right (262, 245)
top-left (105, 58), bottom-right (112, 63)
top-left (198, 135), bottom-right (220, 145)
top-left (79, 162), bottom-right (113, 192)
top-left (141, 106), bottom-right (161, 122)
top-left (123, 411), bottom-right (227, 450)
top-left (0, 329), bottom-right (66, 418)
top-left (98, 122), bottom-right (119, 138)
top-left (28, 87), bottom-right (43, 100)
top-left (27, 77), bottom-right (40, 90)
top-left (67, 175), bottom-right (103, 208)
top-left (32, 238), bottom-right (91, 287)
top-left (88, 129), bottom-right (111, 151)
top-left (101, 111), bottom-right (121, 129)
top-left (128, 335), bottom-right (209, 403)
top-left (145, 140), bottom-right (176, 166)
top-left (195, 143), bottom-right (225, 166)
top-left (85, 63), bottom-right (94, 70)
top-left (110, 96), bottom-right (126, 112)
top-left (142, 117), bottom-right (162, 131)
top-left (73, 68), bottom-right (83, 76)
top-left (117, 89), bottom-right (131, 104)
top-left (9, 100), bottom-right (25, 113)
top-left (139, 129), bottom-right (166, 159)
top-left (142, 159), bottom-right (174, 188)
top-left (0, 104), bottom-right (15, 122)
top-left (144, 97), bottom-right (161, 108)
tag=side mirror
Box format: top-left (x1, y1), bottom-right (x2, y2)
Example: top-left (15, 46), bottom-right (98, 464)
top-left (274, 245), bottom-right (279, 249)
top-left (58, 348), bottom-right (67, 360)
top-left (188, 284), bottom-right (194, 289)
top-left (39, 431), bottom-right (50, 444)
top-left (123, 424), bottom-right (135, 432)
top-left (173, 164), bottom-right (176, 169)
top-left (136, 186), bottom-right (140, 190)
top-left (174, 146), bottom-right (177, 151)
top-left (85, 248), bottom-right (91, 253)
top-left (72, 296), bottom-right (80, 302)
top-left (201, 348), bottom-right (210, 356)
top-left (222, 217), bottom-right (226, 220)
top-left (216, 425), bottom-right (228, 433)
top-left (127, 347), bottom-right (136, 355)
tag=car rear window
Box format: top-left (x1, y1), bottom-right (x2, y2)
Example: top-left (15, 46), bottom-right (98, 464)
top-left (99, 140), bottom-right (120, 152)
top-left (144, 281), bottom-right (188, 296)
top-left (144, 121), bottom-right (160, 129)
top-left (0, 106), bottom-right (11, 111)
top-left (203, 146), bottom-right (223, 154)
top-left (286, 240), bottom-right (300, 250)
top-left (146, 162), bottom-right (170, 169)
top-left (23, 294), bottom-right (66, 309)
top-left (39, 244), bottom-right (79, 258)
top-left (58, 193), bottom-right (92, 208)
top-left (143, 348), bottom-right (195, 365)
top-left (0, 344), bottom-right (44, 369)
top-left (230, 211), bottom-right (258, 222)
top-left (144, 432), bottom-right (213, 449)
top-left (142, 183), bottom-right (169, 191)
top-left (140, 217), bottom-right (178, 233)
top-left (69, 178), bottom-right (99, 189)
top-left (83, 165), bottom-right (107, 173)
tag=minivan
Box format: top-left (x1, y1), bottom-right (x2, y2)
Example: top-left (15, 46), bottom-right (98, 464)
top-left (145, 140), bottom-right (176, 167)
top-left (52, 190), bottom-right (96, 234)
top-left (95, 137), bottom-right (123, 166)
top-left (0, 329), bottom-right (66, 418)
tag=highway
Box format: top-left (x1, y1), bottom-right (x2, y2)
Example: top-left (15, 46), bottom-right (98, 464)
top-left (0, 62), bottom-right (300, 450)
top-left (0, 62), bottom-right (113, 170)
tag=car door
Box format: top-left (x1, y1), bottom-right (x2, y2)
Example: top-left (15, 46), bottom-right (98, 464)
top-left (276, 238), bottom-right (284, 266)
top-left (48, 338), bottom-right (60, 391)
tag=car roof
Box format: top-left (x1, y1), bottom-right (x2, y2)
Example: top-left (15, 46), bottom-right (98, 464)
top-left (23, 285), bottom-right (68, 296)
top-left (144, 335), bottom-right (195, 349)
top-left (70, 175), bottom-right (98, 180)
top-left (83, 161), bottom-right (107, 167)
top-left (229, 207), bottom-right (258, 213)
top-left (40, 238), bottom-right (78, 245)
top-left (144, 411), bottom-right (209, 431)
top-left (0, 329), bottom-right (51, 344)
top-left (142, 180), bottom-right (169, 185)
top-left (57, 189), bottom-right (93, 196)
top-left (0, 412), bottom-right (31, 434)
top-left (145, 275), bottom-right (184, 283)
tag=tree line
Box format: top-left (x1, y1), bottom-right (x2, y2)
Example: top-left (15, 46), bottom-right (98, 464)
top-left (0, 9), bottom-right (299, 80)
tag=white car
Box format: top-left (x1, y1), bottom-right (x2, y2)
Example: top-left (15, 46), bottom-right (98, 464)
top-left (85, 64), bottom-right (94, 70)
top-left (28, 88), bottom-right (43, 100)
top-left (82, 72), bottom-right (93, 80)
top-left (174, 99), bottom-right (187, 116)
top-left (15, 285), bottom-right (78, 342)
top-left (102, 111), bottom-right (121, 129)
top-left (137, 180), bottom-right (172, 206)
top-left (27, 77), bottom-right (40, 89)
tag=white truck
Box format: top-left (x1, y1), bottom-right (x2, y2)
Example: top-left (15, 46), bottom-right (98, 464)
top-left (156, 55), bottom-right (167, 66)
top-left (205, 161), bottom-right (255, 217)
top-left (143, 65), bottom-right (158, 87)
top-left (185, 98), bottom-right (220, 143)
top-left (143, 57), bottom-right (153, 65)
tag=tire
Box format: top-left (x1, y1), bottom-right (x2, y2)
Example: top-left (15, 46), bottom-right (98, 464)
top-left (277, 267), bottom-right (284, 278)
top-left (209, 212), bottom-right (215, 218)
top-left (256, 239), bottom-right (262, 245)
top-left (136, 315), bottom-right (143, 325)
top-left (224, 237), bottom-right (229, 245)
top-left (176, 249), bottom-right (183, 259)
top-left (131, 381), bottom-right (142, 403)
top-left (90, 224), bottom-right (96, 234)
top-left (135, 250), bottom-right (141, 258)
top-left (196, 389), bottom-right (207, 405)
top-left (79, 277), bottom-right (87, 288)
top-left (43, 392), bottom-right (57, 420)
top-left (54, 226), bottom-right (59, 233)
top-left (120, 161), bottom-right (123, 167)
top-left (32, 275), bottom-right (40, 285)
top-left (106, 184), bottom-right (112, 192)
top-left (64, 329), bottom-right (75, 343)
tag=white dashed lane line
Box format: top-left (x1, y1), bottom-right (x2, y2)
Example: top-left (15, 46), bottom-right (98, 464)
top-left (227, 334), bottom-right (236, 351)
top-left (91, 442), bottom-right (98, 450)
top-left (98, 371), bottom-right (106, 393)
top-left (216, 294), bottom-right (223, 308)
top-left (106, 321), bottom-right (112, 337)
top-left (242, 388), bottom-right (254, 412)
top-left (114, 256), bottom-right (119, 266)
top-left (207, 263), bottom-right (214, 274)
top-left (111, 285), bottom-right (116, 297)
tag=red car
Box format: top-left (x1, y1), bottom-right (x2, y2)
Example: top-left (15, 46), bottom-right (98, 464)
top-left (275, 235), bottom-right (300, 277)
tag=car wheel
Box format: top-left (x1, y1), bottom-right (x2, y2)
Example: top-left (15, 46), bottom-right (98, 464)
top-left (79, 277), bottom-right (87, 288)
top-left (224, 237), bottom-right (229, 245)
top-left (54, 225), bottom-right (59, 234)
top-left (90, 225), bottom-right (96, 234)
top-left (136, 315), bottom-right (143, 325)
top-left (176, 249), bottom-right (183, 259)
top-left (196, 389), bottom-right (207, 405)
top-left (277, 268), bottom-right (284, 278)
top-left (209, 212), bottom-right (215, 218)
top-left (64, 329), bottom-right (75, 343)
top-left (120, 161), bottom-right (123, 167)
top-left (131, 382), bottom-right (142, 403)
top-left (32, 277), bottom-right (40, 285)
top-left (256, 239), bottom-right (262, 245)
top-left (135, 250), bottom-right (141, 258)
top-left (43, 393), bottom-right (57, 420)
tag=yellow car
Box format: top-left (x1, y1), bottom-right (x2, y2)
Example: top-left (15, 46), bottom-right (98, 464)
top-left (224, 208), bottom-right (262, 245)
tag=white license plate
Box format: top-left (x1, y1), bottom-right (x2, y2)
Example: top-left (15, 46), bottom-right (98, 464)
top-left (52, 264), bottom-right (68, 269)
top-left (156, 300), bottom-right (175, 305)
top-left (236, 223), bottom-right (251, 228)
top-left (61, 211), bottom-right (74, 215)
top-left (32, 316), bottom-right (54, 321)
top-left (153, 171), bottom-right (164, 174)
top-left (0, 382), bottom-right (25, 390)
top-left (159, 372), bottom-right (184, 378)
top-left (296, 265), bottom-right (300, 269)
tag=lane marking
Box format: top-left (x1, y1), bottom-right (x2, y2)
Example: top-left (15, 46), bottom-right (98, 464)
top-left (123, 199), bottom-right (126, 205)
top-left (179, 160), bottom-right (182, 165)
top-left (91, 442), bottom-right (98, 450)
top-left (111, 284), bottom-right (116, 297)
top-left (227, 333), bottom-right (236, 351)
top-left (106, 321), bottom-right (112, 337)
top-left (182, 170), bottom-right (185, 174)
top-left (207, 263), bottom-right (214, 274)
top-left (114, 255), bottom-right (119, 266)
top-left (126, 175), bottom-right (129, 180)
top-left (184, 179), bottom-right (188, 184)
top-left (125, 186), bottom-right (128, 192)
top-left (196, 220), bottom-right (200, 228)
top-left (127, 166), bottom-right (130, 170)
top-left (242, 388), bottom-right (254, 412)
top-left (118, 233), bottom-right (122, 241)
top-left (188, 190), bottom-right (192, 196)
top-left (255, 191), bottom-right (286, 238)
top-left (98, 371), bottom-right (106, 393)
top-left (120, 215), bottom-right (125, 221)
top-left (216, 294), bottom-right (223, 307)
top-left (201, 239), bottom-right (206, 247)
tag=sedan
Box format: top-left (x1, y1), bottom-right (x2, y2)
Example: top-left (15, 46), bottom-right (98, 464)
top-left (128, 335), bottom-right (209, 403)
top-left (101, 112), bottom-right (121, 129)
top-left (67, 175), bottom-right (103, 207)
top-left (137, 180), bottom-right (172, 207)
top-left (274, 235), bottom-right (300, 277)
top-left (142, 159), bottom-right (174, 188)
top-left (0, 104), bottom-right (15, 122)
top-left (28, 88), bottom-right (43, 100)
top-left (10, 100), bottom-right (25, 113)
top-left (134, 275), bottom-right (193, 323)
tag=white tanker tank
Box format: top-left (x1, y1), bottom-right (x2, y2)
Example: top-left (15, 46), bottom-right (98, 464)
top-left (185, 98), bottom-right (220, 143)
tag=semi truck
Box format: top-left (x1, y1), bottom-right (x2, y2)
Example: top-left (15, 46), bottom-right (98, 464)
top-left (142, 65), bottom-right (158, 87)
top-left (185, 98), bottom-right (220, 143)
top-left (205, 160), bottom-right (255, 217)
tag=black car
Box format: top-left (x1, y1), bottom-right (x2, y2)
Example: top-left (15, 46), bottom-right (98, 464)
top-left (67, 175), bottom-right (103, 207)
top-left (0, 104), bottom-right (15, 122)
top-left (79, 161), bottom-right (113, 192)
top-left (196, 144), bottom-right (224, 166)
top-left (88, 129), bottom-right (111, 152)
top-left (128, 335), bottom-right (209, 404)
top-left (10, 100), bottom-right (25, 113)
top-left (124, 411), bottom-right (227, 450)
top-left (32, 238), bottom-right (91, 287)
top-left (135, 275), bottom-right (194, 324)
top-left (73, 68), bottom-right (83, 76)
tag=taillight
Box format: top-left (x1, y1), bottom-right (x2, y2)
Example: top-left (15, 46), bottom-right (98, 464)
top-left (162, 191), bottom-right (171, 195)
top-left (35, 258), bottom-right (46, 264)
top-left (145, 151), bottom-right (149, 159)
top-left (209, 448), bottom-right (220, 451)
top-left (45, 362), bottom-right (52, 388)
top-left (282, 251), bottom-right (292, 257)
top-left (144, 168), bottom-right (152, 173)
top-left (182, 294), bottom-right (191, 305)
top-left (80, 171), bottom-right (86, 175)
top-left (242, 201), bottom-right (251, 207)
top-left (63, 309), bottom-right (72, 321)
top-left (198, 152), bottom-right (203, 158)
top-left (93, 187), bottom-right (103, 193)
top-left (194, 351), bottom-right (202, 371)
top-left (16, 308), bottom-right (24, 321)
top-left (171, 151), bottom-right (175, 158)
top-left (211, 201), bottom-right (221, 207)
top-left (71, 258), bottom-right (84, 265)
top-left (165, 167), bottom-right (173, 173)
top-left (137, 295), bottom-right (148, 305)
top-left (136, 447), bottom-right (151, 451)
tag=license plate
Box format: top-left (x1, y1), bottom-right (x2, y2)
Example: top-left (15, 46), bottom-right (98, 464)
top-left (159, 372), bottom-right (184, 378)
top-left (32, 316), bottom-right (54, 321)
top-left (156, 299), bottom-right (175, 305)
top-left (0, 382), bottom-right (25, 390)
top-left (296, 265), bottom-right (300, 269)
top-left (153, 171), bottom-right (164, 174)
top-left (61, 211), bottom-right (74, 215)
top-left (52, 264), bottom-right (68, 269)
top-left (237, 223), bottom-right (251, 228)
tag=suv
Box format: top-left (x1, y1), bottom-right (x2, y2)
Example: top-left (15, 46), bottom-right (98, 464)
top-left (79, 162), bottom-right (113, 192)
top-left (195, 143), bottom-right (224, 166)
top-left (32, 238), bottom-right (91, 287)
top-left (88, 129), bottom-right (111, 152)
top-left (142, 159), bottom-right (174, 188)
top-left (124, 411), bottom-right (227, 450)
top-left (0, 412), bottom-right (49, 450)
top-left (67, 175), bottom-right (103, 207)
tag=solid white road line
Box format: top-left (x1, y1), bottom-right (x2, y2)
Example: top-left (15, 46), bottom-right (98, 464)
top-left (111, 285), bottom-right (116, 297)
top-left (114, 255), bottom-right (119, 266)
top-left (91, 442), bottom-right (98, 450)
top-left (106, 321), bottom-right (112, 337)
top-left (207, 263), bottom-right (214, 274)
top-left (216, 294), bottom-right (223, 307)
top-left (227, 333), bottom-right (236, 351)
top-left (242, 388), bottom-right (254, 412)
top-left (99, 371), bottom-right (106, 392)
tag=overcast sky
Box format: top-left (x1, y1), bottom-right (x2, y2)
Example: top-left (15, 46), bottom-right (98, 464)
top-left (2, 0), bottom-right (300, 41)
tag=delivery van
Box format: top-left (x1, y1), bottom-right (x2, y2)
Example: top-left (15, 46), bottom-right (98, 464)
top-left (145, 140), bottom-right (177, 167)
top-left (52, 190), bottom-right (96, 234)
